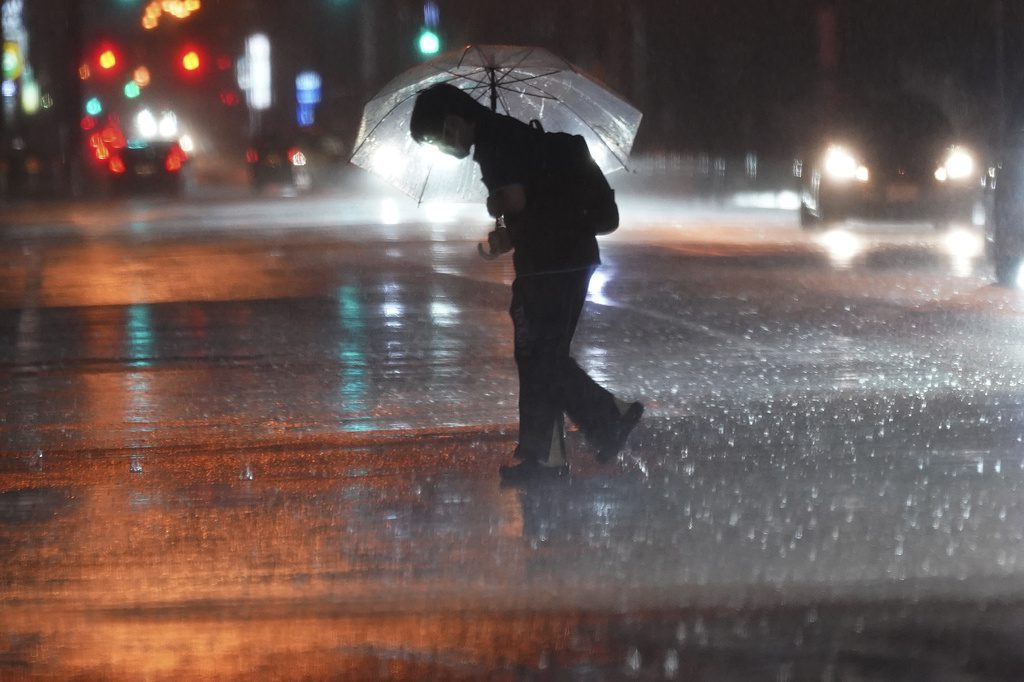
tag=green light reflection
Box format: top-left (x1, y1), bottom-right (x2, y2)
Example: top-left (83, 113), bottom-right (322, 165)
top-left (337, 285), bottom-right (371, 432)
top-left (125, 304), bottom-right (153, 368)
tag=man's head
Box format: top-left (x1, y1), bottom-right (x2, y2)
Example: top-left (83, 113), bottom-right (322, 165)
top-left (410, 83), bottom-right (486, 159)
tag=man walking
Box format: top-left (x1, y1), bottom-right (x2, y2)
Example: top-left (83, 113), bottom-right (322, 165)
top-left (410, 83), bottom-right (643, 483)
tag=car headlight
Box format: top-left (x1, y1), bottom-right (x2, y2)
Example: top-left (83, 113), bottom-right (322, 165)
top-left (936, 146), bottom-right (975, 182)
top-left (824, 144), bottom-right (869, 182)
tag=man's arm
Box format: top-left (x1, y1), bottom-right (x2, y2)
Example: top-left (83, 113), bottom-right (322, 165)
top-left (486, 183), bottom-right (526, 218)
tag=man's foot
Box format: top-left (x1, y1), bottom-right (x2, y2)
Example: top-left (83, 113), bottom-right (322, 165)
top-left (596, 401), bottom-right (644, 463)
top-left (499, 459), bottom-right (569, 486)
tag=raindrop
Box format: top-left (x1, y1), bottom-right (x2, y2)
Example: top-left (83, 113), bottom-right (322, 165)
top-left (663, 649), bottom-right (679, 678)
top-left (625, 646), bottom-right (642, 674)
top-left (240, 464), bottom-right (254, 480)
top-left (694, 617), bottom-right (709, 647)
top-left (130, 456), bottom-right (143, 474)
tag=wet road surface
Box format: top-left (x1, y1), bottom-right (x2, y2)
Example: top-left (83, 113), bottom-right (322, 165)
top-left (3, 194), bottom-right (1024, 679)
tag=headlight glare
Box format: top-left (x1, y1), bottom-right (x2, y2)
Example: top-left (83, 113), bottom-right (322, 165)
top-left (823, 145), bottom-right (869, 182)
top-left (940, 146), bottom-right (975, 181)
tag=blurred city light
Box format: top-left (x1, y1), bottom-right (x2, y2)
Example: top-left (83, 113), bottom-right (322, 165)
top-left (87, 121), bottom-right (127, 164)
top-left (19, 71), bottom-right (37, 114)
top-left (823, 144), bottom-right (868, 183)
top-left (136, 108), bottom-right (157, 138)
top-left (424, 1), bottom-right (439, 27)
top-left (84, 96), bottom-right (103, 116)
top-left (133, 66), bottom-right (150, 87)
top-left (815, 228), bottom-right (863, 269)
top-left (939, 146), bottom-right (976, 182)
top-left (295, 70), bottom-right (321, 127)
top-left (165, 143), bottom-right (187, 172)
top-left (98, 48), bottom-right (118, 71)
top-left (124, 81), bottom-right (140, 98)
top-left (417, 28), bottom-right (440, 56)
top-left (2, 41), bottom-right (21, 80)
top-left (942, 226), bottom-right (984, 260)
top-left (420, 0), bottom-right (441, 56)
top-left (141, 0), bottom-right (201, 29)
top-left (241, 34), bottom-right (271, 111)
top-left (181, 49), bottom-right (201, 72)
top-left (158, 111), bottom-right (178, 138)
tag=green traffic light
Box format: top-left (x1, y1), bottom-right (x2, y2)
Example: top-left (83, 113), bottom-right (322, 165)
top-left (85, 96), bottom-right (103, 116)
top-left (124, 81), bottom-right (140, 99)
top-left (417, 29), bottom-right (440, 56)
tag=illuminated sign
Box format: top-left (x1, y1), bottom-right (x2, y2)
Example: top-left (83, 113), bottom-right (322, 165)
top-left (242, 33), bottom-right (271, 110)
top-left (2, 40), bottom-right (19, 79)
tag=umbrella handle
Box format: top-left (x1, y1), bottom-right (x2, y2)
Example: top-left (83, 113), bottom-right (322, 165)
top-left (477, 242), bottom-right (501, 260)
top-left (477, 217), bottom-right (510, 260)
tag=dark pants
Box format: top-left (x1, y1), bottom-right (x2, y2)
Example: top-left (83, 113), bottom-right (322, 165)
top-left (509, 267), bottom-right (620, 461)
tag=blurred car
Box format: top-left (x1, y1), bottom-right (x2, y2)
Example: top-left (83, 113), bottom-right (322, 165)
top-left (109, 140), bottom-right (189, 196)
top-left (798, 92), bottom-right (988, 231)
top-left (246, 133), bottom-right (312, 193)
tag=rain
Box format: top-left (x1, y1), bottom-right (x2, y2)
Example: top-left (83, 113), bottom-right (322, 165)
top-left (4, 1), bottom-right (1024, 680)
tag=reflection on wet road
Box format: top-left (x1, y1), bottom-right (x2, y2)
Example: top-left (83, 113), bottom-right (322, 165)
top-left (3, 197), bottom-right (1024, 678)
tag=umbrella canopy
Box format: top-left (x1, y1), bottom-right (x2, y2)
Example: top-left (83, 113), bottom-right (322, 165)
top-left (350, 44), bottom-right (643, 204)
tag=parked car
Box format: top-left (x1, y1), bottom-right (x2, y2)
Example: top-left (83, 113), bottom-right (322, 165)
top-left (109, 140), bottom-right (189, 196)
top-left (246, 133), bottom-right (312, 193)
top-left (798, 92), bottom-right (989, 231)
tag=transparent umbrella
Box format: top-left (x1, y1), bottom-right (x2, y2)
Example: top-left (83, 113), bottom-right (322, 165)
top-left (350, 44), bottom-right (643, 204)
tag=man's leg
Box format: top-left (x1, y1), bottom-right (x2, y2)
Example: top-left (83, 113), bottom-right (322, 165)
top-left (508, 273), bottom-right (572, 468)
top-left (557, 268), bottom-right (645, 461)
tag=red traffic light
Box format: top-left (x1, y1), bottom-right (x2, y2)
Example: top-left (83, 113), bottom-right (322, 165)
top-left (182, 50), bottom-right (200, 71)
top-left (99, 50), bottom-right (117, 70)
top-left (177, 45), bottom-right (206, 76)
top-left (93, 42), bottom-right (122, 74)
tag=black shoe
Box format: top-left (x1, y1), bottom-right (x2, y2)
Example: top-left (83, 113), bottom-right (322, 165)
top-left (499, 459), bottom-right (569, 486)
top-left (596, 401), bottom-right (644, 463)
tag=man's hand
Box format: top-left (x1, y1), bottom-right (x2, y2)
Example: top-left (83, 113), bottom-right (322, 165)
top-left (478, 222), bottom-right (512, 260)
top-left (486, 184), bottom-right (526, 218)
top-left (487, 225), bottom-right (512, 254)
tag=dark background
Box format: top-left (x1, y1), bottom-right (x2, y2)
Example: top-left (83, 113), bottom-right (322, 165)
top-left (4, 0), bottom-right (1022, 196)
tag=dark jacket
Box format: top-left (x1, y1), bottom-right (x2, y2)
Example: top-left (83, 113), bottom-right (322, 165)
top-left (473, 112), bottom-right (600, 275)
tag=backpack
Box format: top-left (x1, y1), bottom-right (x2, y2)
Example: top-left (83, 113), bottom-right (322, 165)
top-left (528, 120), bottom-right (620, 236)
